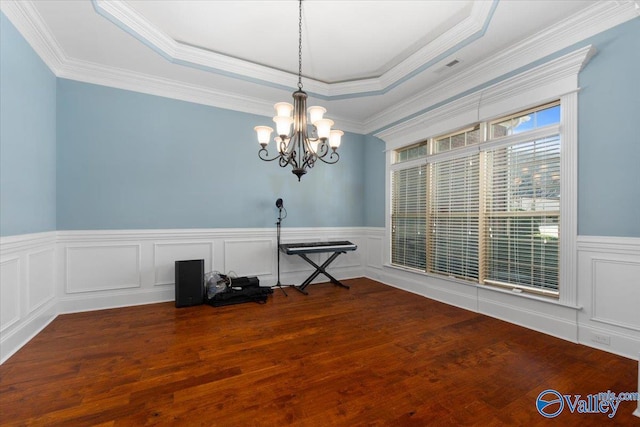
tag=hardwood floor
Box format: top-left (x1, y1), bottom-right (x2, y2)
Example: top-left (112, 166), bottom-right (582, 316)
top-left (1, 278), bottom-right (637, 426)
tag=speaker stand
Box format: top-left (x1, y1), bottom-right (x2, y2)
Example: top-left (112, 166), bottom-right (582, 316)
top-left (274, 208), bottom-right (288, 296)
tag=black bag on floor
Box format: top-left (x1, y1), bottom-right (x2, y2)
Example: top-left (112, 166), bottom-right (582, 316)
top-left (205, 276), bottom-right (273, 307)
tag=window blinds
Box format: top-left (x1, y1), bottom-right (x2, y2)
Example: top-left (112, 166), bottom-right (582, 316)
top-left (483, 135), bottom-right (560, 293)
top-left (427, 153), bottom-right (480, 281)
top-left (391, 165), bottom-right (427, 270)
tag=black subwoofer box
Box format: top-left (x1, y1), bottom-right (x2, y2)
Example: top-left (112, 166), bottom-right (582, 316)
top-left (175, 259), bottom-right (204, 308)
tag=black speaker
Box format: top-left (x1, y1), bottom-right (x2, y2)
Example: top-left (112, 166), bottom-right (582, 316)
top-left (175, 259), bottom-right (204, 308)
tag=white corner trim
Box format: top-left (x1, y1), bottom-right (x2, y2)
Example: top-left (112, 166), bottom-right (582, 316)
top-left (0, 0), bottom-right (66, 73)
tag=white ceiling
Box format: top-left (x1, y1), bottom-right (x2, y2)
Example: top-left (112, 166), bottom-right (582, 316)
top-left (2, 0), bottom-right (638, 134)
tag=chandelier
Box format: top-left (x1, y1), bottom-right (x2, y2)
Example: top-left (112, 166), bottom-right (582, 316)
top-left (254, 0), bottom-right (343, 181)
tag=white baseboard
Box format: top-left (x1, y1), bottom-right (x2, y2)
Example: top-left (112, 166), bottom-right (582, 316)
top-left (0, 298), bottom-right (56, 364)
top-left (57, 287), bottom-right (176, 315)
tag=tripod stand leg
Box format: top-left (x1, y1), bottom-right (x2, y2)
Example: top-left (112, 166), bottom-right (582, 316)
top-left (274, 281), bottom-right (288, 296)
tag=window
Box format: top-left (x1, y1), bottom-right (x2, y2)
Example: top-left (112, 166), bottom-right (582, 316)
top-left (433, 124), bottom-right (481, 154)
top-left (396, 141), bottom-right (428, 163)
top-left (483, 134), bottom-right (560, 295)
top-left (391, 164), bottom-right (427, 270)
top-left (390, 101), bottom-right (561, 296)
top-left (427, 152), bottom-right (479, 281)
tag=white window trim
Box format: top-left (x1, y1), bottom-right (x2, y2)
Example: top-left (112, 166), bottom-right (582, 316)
top-left (378, 45), bottom-right (595, 307)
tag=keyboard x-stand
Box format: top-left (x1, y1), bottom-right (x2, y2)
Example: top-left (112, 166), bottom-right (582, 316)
top-left (279, 241), bottom-right (357, 295)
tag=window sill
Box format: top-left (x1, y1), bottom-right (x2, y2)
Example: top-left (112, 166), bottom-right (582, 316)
top-left (382, 263), bottom-right (582, 311)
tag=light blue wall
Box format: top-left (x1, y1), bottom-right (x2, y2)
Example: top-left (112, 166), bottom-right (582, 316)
top-left (363, 135), bottom-right (386, 227)
top-left (56, 79), bottom-right (366, 230)
top-left (0, 13), bottom-right (57, 237)
top-left (578, 17), bottom-right (640, 237)
top-left (2, 11), bottom-right (638, 237)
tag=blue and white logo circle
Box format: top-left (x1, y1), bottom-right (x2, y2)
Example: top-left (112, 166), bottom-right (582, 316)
top-left (536, 389), bottom-right (564, 418)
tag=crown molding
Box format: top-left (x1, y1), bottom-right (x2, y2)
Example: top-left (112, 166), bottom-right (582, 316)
top-left (91, 0), bottom-right (495, 98)
top-left (375, 45), bottom-right (595, 150)
top-left (1, 0), bottom-right (366, 133)
top-left (58, 57), bottom-right (274, 117)
top-left (2, 0), bottom-right (636, 136)
top-left (0, 0), bottom-right (66, 73)
top-left (377, 0), bottom-right (495, 92)
top-left (364, 1), bottom-right (638, 134)
top-left (58, 57), bottom-right (368, 133)
top-left (91, 0), bottom-right (308, 94)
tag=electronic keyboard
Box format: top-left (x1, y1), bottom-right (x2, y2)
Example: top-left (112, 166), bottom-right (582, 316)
top-left (279, 240), bottom-right (357, 255)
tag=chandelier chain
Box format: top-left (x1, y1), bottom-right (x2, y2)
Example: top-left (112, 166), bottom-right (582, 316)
top-left (254, 0), bottom-right (341, 181)
top-left (297, 0), bottom-right (303, 90)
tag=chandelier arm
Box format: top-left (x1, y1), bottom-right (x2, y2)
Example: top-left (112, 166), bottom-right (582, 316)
top-left (279, 155), bottom-right (292, 168)
top-left (314, 140), bottom-right (329, 158)
top-left (315, 151), bottom-right (340, 165)
top-left (258, 148), bottom-right (287, 162)
top-left (288, 147), bottom-right (300, 169)
top-left (303, 153), bottom-right (317, 170)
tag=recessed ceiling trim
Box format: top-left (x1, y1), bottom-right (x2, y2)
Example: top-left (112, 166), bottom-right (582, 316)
top-left (4, 0), bottom-right (636, 136)
top-left (91, 0), bottom-right (497, 100)
top-left (375, 45), bottom-right (595, 149)
top-left (364, 0), bottom-right (638, 134)
top-left (91, 0), bottom-right (305, 94)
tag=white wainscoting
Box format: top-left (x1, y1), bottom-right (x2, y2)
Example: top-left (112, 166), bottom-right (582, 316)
top-left (367, 228), bottom-right (640, 361)
top-left (224, 239), bottom-right (273, 277)
top-left (65, 244), bottom-right (142, 293)
top-left (0, 227), bottom-right (372, 363)
top-left (153, 241), bottom-right (214, 286)
top-left (54, 228), bottom-right (369, 314)
top-left (577, 236), bottom-right (640, 359)
top-left (3, 229), bottom-right (639, 371)
top-left (0, 232), bottom-right (57, 364)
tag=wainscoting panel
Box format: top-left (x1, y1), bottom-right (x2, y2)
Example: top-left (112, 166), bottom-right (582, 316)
top-left (366, 237), bottom-right (383, 269)
top-left (592, 257), bottom-right (640, 331)
top-left (577, 236), bottom-right (640, 359)
top-left (224, 239), bottom-right (273, 277)
top-left (153, 242), bottom-right (213, 286)
top-left (65, 244), bottom-right (142, 293)
top-left (0, 257), bottom-right (21, 332)
top-left (27, 248), bottom-right (55, 313)
top-left (0, 232), bottom-right (58, 364)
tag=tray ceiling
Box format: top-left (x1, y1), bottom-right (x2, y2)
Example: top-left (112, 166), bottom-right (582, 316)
top-left (2, 0), bottom-right (638, 133)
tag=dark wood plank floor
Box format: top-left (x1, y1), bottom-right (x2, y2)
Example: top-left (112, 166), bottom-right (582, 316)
top-left (1, 278), bottom-right (638, 426)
